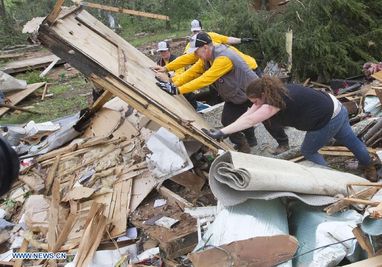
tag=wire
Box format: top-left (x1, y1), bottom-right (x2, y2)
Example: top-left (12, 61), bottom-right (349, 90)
top-left (278, 237), bottom-right (356, 265)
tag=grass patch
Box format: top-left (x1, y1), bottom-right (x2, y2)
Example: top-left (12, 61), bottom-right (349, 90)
top-left (15, 70), bottom-right (48, 84)
top-left (0, 75), bottom-right (92, 126)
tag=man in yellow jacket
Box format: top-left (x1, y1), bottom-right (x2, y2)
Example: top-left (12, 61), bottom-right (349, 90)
top-left (154, 19), bottom-right (256, 80)
top-left (155, 32), bottom-right (288, 153)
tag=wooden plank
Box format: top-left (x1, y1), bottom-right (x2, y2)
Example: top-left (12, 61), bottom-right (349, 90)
top-left (45, 155), bottom-right (61, 195)
top-left (89, 90), bottom-right (113, 113)
top-left (41, 83), bottom-right (49, 100)
top-left (80, 1), bottom-right (169, 21)
top-left (47, 174), bottom-right (60, 252)
top-left (14, 239), bottom-right (29, 267)
top-left (371, 70), bottom-right (382, 82)
top-left (352, 226), bottom-right (374, 258)
top-left (110, 177), bottom-right (132, 237)
top-left (53, 212), bottom-right (76, 251)
top-left (158, 186), bottom-right (193, 210)
top-left (45, 0), bottom-right (65, 25)
top-left (130, 171), bottom-right (158, 213)
top-left (40, 57), bottom-right (60, 77)
top-left (0, 103), bottom-right (42, 114)
top-left (1, 55), bottom-right (62, 74)
top-left (0, 82), bottom-right (45, 117)
top-left (344, 198), bottom-right (380, 206)
top-left (342, 255), bottom-right (382, 266)
top-left (324, 187), bottom-right (379, 215)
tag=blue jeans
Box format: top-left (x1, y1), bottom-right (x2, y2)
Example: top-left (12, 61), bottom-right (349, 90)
top-left (301, 106), bottom-right (371, 166)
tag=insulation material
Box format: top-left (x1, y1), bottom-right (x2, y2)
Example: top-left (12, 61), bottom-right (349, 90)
top-left (209, 151), bottom-right (368, 206)
top-left (361, 189), bottom-right (382, 236)
top-left (0, 70), bottom-right (27, 92)
top-left (289, 202), bottom-right (362, 267)
top-left (146, 127), bottom-right (193, 179)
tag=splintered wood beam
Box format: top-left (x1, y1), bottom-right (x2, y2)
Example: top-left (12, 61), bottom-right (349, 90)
top-left (352, 226), bottom-right (374, 258)
top-left (79, 1), bottom-right (169, 21)
top-left (324, 187), bottom-right (379, 215)
top-left (46, 0), bottom-right (65, 25)
top-left (90, 90), bottom-right (113, 113)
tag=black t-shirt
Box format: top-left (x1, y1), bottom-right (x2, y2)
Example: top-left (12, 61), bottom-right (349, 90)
top-left (269, 84), bottom-right (334, 131)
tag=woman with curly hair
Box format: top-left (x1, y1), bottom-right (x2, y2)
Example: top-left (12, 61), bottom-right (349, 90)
top-left (203, 75), bottom-right (378, 182)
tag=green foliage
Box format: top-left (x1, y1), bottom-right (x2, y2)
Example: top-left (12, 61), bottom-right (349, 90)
top-left (16, 70), bottom-right (47, 84)
top-left (205, 0), bottom-right (382, 81)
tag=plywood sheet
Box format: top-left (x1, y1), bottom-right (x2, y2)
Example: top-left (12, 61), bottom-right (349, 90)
top-left (1, 54), bottom-right (63, 74)
top-left (38, 7), bottom-right (230, 152)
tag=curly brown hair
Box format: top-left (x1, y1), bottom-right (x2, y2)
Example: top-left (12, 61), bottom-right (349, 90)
top-left (246, 76), bottom-right (288, 109)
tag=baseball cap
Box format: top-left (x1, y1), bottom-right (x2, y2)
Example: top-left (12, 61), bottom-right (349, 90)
top-left (187, 31), bottom-right (212, 53)
top-left (157, 41), bottom-right (169, 52)
top-left (190, 19), bottom-right (202, 32)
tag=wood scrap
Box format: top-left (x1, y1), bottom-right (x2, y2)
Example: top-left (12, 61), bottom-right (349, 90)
top-left (82, 108), bottom-right (123, 138)
top-left (79, 1), bottom-right (169, 21)
top-left (0, 103), bottom-right (42, 114)
top-left (130, 171), bottom-right (158, 213)
top-left (62, 186), bottom-right (95, 201)
top-left (47, 174), bottom-right (60, 252)
top-left (14, 239), bottom-right (29, 267)
top-left (342, 255), bottom-right (382, 266)
top-left (170, 171), bottom-right (205, 193)
top-left (0, 52), bottom-right (24, 59)
top-left (45, 155), bottom-right (60, 195)
top-left (1, 55), bottom-right (63, 74)
top-left (41, 82), bottom-right (49, 100)
top-left (45, 0), bottom-right (65, 25)
top-left (74, 202), bottom-right (108, 266)
top-left (40, 57), bottom-right (60, 77)
top-left (368, 202), bottom-right (382, 219)
top-left (352, 226), bottom-right (374, 258)
top-left (188, 235), bottom-right (298, 267)
top-left (109, 177), bottom-right (133, 237)
top-left (0, 82), bottom-right (45, 117)
top-left (324, 187), bottom-right (379, 215)
top-left (158, 186), bottom-right (193, 210)
top-left (371, 71), bottom-right (382, 82)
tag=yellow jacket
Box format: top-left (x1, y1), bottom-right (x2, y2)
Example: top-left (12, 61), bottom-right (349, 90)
top-left (173, 46), bottom-right (257, 94)
top-left (168, 32), bottom-right (258, 84)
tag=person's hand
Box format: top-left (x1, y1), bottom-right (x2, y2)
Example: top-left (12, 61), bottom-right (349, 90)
top-left (156, 81), bottom-right (178, 95)
top-left (155, 72), bottom-right (170, 83)
top-left (151, 65), bottom-right (167, 72)
top-left (241, 37), bottom-right (254, 43)
top-left (202, 128), bottom-right (227, 140)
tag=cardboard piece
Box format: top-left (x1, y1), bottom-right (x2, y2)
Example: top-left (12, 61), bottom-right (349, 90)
top-left (188, 235), bottom-right (298, 267)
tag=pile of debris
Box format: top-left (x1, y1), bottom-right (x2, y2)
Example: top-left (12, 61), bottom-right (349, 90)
top-left (0, 2), bottom-right (381, 267)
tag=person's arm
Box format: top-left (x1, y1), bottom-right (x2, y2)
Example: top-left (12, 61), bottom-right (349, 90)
top-left (221, 104), bottom-right (280, 134)
top-left (165, 53), bottom-right (198, 71)
top-left (176, 56), bottom-right (233, 94)
top-left (237, 103), bottom-right (262, 119)
top-left (172, 59), bottom-right (206, 87)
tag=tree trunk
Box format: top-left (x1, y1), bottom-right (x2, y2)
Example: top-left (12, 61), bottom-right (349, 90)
top-left (0, 0), bottom-right (6, 17)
